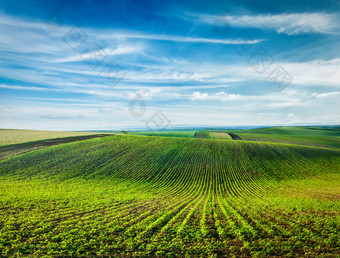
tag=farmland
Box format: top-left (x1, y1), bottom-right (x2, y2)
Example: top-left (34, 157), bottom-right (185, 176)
top-left (194, 131), bottom-right (232, 140)
top-left (0, 134), bottom-right (114, 161)
top-left (0, 129), bottom-right (106, 147)
top-left (0, 129), bottom-right (340, 256)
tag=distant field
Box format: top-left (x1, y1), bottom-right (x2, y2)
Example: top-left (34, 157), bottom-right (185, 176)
top-left (129, 131), bottom-right (197, 138)
top-left (229, 126), bottom-right (340, 137)
top-left (0, 129), bottom-right (104, 146)
top-left (225, 127), bottom-right (340, 149)
top-left (130, 127), bottom-right (340, 149)
top-left (237, 133), bottom-right (340, 149)
top-left (209, 132), bottom-right (232, 139)
top-left (0, 130), bottom-right (339, 256)
top-left (0, 134), bottom-right (115, 161)
top-left (194, 131), bottom-right (211, 138)
top-left (194, 131), bottom-right (240, 140)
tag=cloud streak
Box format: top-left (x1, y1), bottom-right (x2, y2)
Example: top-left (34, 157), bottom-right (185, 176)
top-left (104, 32), bottom-right (263, 45)
top-left (54, 45), bottom-right (143, 63)
top-left (198, 12), bottom-right (339, 35)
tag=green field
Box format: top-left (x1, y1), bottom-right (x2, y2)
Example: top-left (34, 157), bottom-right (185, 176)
top-left (0, 128), bottom-right (339, 256)
top-left (131, 127), bottom-right (340, 149)
top-left (140, 127), bottom-right (340, 149)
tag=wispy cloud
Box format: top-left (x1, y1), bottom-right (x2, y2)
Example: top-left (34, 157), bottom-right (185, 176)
top-left (197, 12), bottom-right (338, 35)
top-left (0, 13), bottom-right (263, 48)
top-left (104, 32), bottom-right (263, 45)
top-left (277, 58), bottom-right (340, 86)
top-left (54, 45), bottom-right (143, 63)
top-left (0, 84), bottom-right (52, 91)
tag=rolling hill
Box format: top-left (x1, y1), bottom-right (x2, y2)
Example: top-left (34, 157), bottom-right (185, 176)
top-left (0, 132), bottom-right (339, 256)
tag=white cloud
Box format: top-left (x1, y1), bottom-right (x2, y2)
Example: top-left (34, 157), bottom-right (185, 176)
top-left (312, 91), bottom-right (340, 98)
top-left (191, 92), bottom-right (208, 100)
top-left (206, 58), bottom-right (340, 87)
top-left (216, 91), bottom-right (241, 101)
top-left (191, 91), bottom-right (242, 101)
top-left (199, 12), bottom-right (338, 35)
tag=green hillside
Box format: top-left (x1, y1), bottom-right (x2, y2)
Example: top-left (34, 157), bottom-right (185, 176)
top-left (229, 126), bottom-right (340, 137)
top-left (0, 134), bottom-right (339, 256)
top-left (227, 127), bottom-right (340, 149)
top-left (236, 134), bottom-right (340, 149)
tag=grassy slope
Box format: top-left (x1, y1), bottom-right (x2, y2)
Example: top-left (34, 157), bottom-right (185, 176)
top-left (2, 135), bottom-right (338, 186)
top-left (0, 134), bottom-right (339, 256)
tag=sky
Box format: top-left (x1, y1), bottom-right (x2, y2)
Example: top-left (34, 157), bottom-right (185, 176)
top-left (0, 0), bottom-right (340, 130)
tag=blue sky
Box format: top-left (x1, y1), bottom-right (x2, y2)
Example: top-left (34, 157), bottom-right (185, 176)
top-left (0, 0), bottom-right (340, 130)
